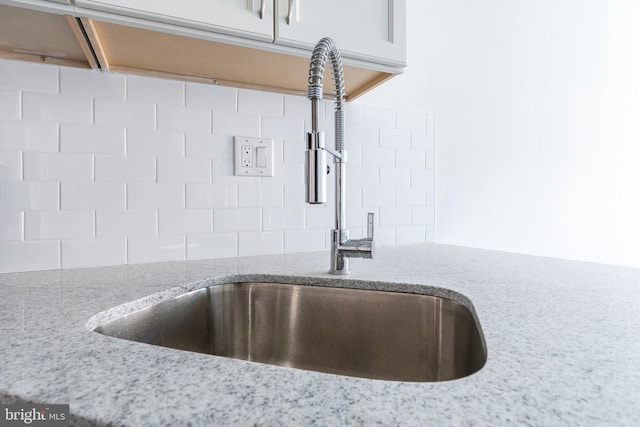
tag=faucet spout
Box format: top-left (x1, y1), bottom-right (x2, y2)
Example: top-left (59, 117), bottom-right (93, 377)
top-left (305, 38), bottom-right (375, 275)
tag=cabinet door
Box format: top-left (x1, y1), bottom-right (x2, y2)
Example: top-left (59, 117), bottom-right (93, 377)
top-left (74, 0), bottom-right (274, 41)
top-left (275, 0), bottom-right (406, 66)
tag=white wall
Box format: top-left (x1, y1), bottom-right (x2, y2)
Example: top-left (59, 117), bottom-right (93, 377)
top-left (385, 0), bottom-right (640, 268)
top-left (0, 58), bottom-right (435, 273)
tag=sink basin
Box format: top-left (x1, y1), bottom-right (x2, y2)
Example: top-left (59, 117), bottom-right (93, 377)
top-left (93, 282), bottom-right (486, 382)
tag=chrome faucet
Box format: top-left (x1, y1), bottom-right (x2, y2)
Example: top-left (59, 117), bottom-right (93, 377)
top-left (305, 37), bottom-right (374, 275)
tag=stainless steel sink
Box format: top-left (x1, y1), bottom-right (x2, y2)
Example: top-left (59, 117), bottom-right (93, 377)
top-left (93, 282), bottom-right (486, 382)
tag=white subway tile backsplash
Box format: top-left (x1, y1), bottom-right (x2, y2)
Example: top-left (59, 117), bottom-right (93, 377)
top-left (374, 225), bottom-right (396, 247)
top-left (62, 182), bottom-right (125, 210)
top-left (0, 59), bottom-right (435, 272)
top-left (127, 128), bottom-right (184, 157)
top-left (0, 241), bottom-right (60, 273)
top-left (238, 185), bottom-right (283, 208)
top-left (128, 235), bottom-right (185, 263)
top-left (410, 131), bottom-right (429, 150)
top-left (396, 110), bottom-right (427, 131)
top-left (283, 185), bottom-right (305, 208)
top-left (23, 92), bottom-right (92, 124)
top-left (95, 99), bottom-right (155, 129)
top-left (187, 233), bottom-right (237, 259)
top-left (238, 231), bottom-right (283, 256)
top-left (380, 128), bottom-right (411, 149)
top-left (0, 60), bottom-right (57, 93)
top-left (362, 105), bottom-right (395, 128)
top-left (426, 188), bottom-right (435, 206)
top-left (362, 146), bottom-right (395, 168)
top-left (396, 188), bottom-right (426, 207)
top-left (186, 83), bottom-right (236, 112)
top-left (0, 120), bottom-right (58, 152)
top-left (262, 116), bottom-right (304, 141)
top-left (159, 209), bottom-right (212, 235)
top-left (346, 187), bottom-right (362, 207)
top-left (128, 183), bottom-right (184, 209)
top-left (427, 115), bottom-right (436, 134)
top-left (61, 238), bottom-right (126, 268)
top-left (346, 206), bottom-right (380, 228)
top-left (263, 208), bottom-right (304, 231)
top-left (267, 160), bottom-right (302, 188)
top-left (186, 184), bottom-right (238, 209)
top-left (396, 149), bottom-right (425, 169)
top-left (380, 207), bottom-right (412, 226)
top-left (61, 124), bottom-right (125, 154)
top-left (0, 211), bottom-right (22, 241)
top-left (304, 206), bottom-right (334, 229)
top-left (127, 75), bottom-right (184, 106)
top-left (186, 132), bottom-right (230, 159)
top-left (212, 112), bottom-right (260, 136)
top-left (24, 152), bottom-right (93, 181)
top-left (411, 168), bottom-right (435, 188)
top-left (283, 137), bottom-right (304, 164)
top-left (261, 185), bottom-right (285, 208)
top-left (283, 94), bottom-right (313, 121)
top-left (95, 155), bottom-right (156, 182)
top-left (345, 103), bottom-right (363, 125)
top-left (157, 105), bottom-right (210, 132)
top-left (214, 208), bottom-right (261, 232)
top-left (0, 151), bottom-right (21, 180)
top-left (284, 229), bottom-right (324, 253)
top-left (396, 225), bottom-right (427, 245)
top-left (96, 210), bottom-right (157, 237)
top-left (412, 206), bottom-right (435, 225)
top-left (346, 125), bottom-right (379, 146)
top-left (186, 183), bottom-right (237, 209)
top-left (157, 157), bottom-right (211, 183)
top-left (60, 68), bottom-right (125, 100)
top-left (0, 89), bottom-right (20, 120)
top-left (238, 89), bottom-right (283, 116)
top-left (0, 181), bottom-right (59, 210)
top-left (426, 224), bottom-right (435, 241)
top-left (237, 184), bottom-right (261, 208)
top-left (25, 210), bottom-right (94, 240)
top-left (349, 166), bottom-right (379, 187)
top-left (362, 186), bottom-right (395, 207)
top-left (346, 146), bottom-right (363, 166)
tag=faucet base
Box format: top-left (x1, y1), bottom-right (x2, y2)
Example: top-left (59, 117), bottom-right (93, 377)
top-left (329, 229), bottom-right (350, 275)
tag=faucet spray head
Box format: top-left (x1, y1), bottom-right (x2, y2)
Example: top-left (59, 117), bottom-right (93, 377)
top-left (305, 131), bottom-right (327, 204)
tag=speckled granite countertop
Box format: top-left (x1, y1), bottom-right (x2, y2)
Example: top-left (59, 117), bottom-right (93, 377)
top-left (1, 243), bottom-right (639, 426)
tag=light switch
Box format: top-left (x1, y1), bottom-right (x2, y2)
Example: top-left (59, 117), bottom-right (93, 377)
top-left (234, 136), bottom-right (274, 176)
top-left (256, 146), bottom-right (267, 168)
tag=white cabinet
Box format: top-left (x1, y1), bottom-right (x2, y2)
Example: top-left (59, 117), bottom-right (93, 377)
top-left (73, 0), bottom-right (406, 67)
top-left (73, 0), bottom-right (274, 41)
top-left (275, 0), bottom-right (406, 66)
top-left (0, 0), bottom-right (72, 11)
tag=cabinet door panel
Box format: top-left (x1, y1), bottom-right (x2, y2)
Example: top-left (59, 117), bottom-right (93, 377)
top-left (275, 0), bottom-right (406, 66)
top-left (74, 0), bottom-right (273, 41)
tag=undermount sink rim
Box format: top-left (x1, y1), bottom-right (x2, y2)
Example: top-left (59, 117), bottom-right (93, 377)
top-left (86, 274), bottom-right (487, 382)
top-left (86, 274), bottom-right (482, 332)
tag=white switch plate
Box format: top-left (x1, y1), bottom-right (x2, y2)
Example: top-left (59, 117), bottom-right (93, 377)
top-left (233, 136), bottom-right (274, 177)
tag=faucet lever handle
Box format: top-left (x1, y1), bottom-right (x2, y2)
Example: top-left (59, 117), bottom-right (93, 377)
top-left (367, 212), bottom-right (374, 240)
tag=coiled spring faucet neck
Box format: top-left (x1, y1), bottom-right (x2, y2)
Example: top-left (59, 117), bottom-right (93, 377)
top-left (304, 38), bottom-right (374, 275)
top-left (307, 37), bottom-right (346, 151)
